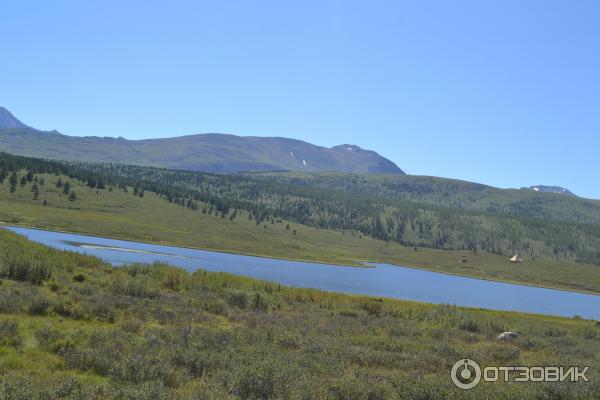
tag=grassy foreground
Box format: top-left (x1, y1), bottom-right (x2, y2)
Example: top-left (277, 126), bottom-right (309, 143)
top-left (2, 172), bottom-right (600, 294)
top-left (0, 228), bottom-right (599, 399)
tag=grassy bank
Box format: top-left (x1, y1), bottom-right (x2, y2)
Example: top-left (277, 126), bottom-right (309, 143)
top-left (0, 228), bottom-right (599, 399)
top-left (2, 172), bottom-right (600, 294)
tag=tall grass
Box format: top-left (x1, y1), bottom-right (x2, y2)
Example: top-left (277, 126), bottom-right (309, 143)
top-left (0, 228), bottom-right (598, 399)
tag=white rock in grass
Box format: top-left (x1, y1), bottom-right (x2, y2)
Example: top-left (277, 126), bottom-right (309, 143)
top-left (497, 331), bottom-right (518, 342)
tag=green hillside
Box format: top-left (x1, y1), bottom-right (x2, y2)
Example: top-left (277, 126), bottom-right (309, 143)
top-left (248, 171), bottom-right (600, 224)
top-left (17, 154), bottom-right (599, 265)
top-left (1, 228), bottom-right (599, 399)
top-left (2, 152), bottom-right (600, 294)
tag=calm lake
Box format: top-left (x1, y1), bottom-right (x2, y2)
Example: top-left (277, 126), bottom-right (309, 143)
top-left (6, 226), bottom-right (600, 319)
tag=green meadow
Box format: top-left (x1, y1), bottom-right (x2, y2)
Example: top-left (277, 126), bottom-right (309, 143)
top-left (2, 172), bottom-right (600, 294)
top-left (1, 227), bottom-right (599, 399)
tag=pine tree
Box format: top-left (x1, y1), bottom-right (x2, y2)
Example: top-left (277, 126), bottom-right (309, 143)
top-left (63, 181), bottom-right (71, 195)
top-left (32, 183), bottom-right (39, 200)
top-left (9, 172), bottom-right (18, 193)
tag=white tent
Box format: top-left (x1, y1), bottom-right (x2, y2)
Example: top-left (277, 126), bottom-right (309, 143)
top-left (509, 255), bottom-right (523, 263)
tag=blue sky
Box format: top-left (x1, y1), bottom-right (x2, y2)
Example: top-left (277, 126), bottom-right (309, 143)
top-left (2, 1), bottom-right (599, 198)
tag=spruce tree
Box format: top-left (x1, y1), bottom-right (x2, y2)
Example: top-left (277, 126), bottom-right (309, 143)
top-left (9, 172), bottom-right (18, 193)
top-left (32, 183), bottom-right (39, 200)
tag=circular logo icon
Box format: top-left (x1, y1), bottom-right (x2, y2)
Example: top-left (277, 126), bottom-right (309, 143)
top-left (451, 359), bottom-right (481, 390)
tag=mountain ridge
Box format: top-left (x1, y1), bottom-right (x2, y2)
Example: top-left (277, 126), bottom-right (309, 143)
top-left (523, 185), bottom-right (576, 197)
top-left (0, 106), bottom-right (29, 129)
top-left (0, 107), bottom-right (404, 175)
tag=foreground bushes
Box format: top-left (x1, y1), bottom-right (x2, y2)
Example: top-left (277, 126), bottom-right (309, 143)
top-left (0, 319), bottom-right (21, 346)
top-left (0, 229), bottom-right (599, 399)
top-left (0, 251), bottom-right (51, 284)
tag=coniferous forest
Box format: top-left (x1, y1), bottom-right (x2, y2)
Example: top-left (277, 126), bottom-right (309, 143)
top-left (2, 152), bottom-right (600, 266)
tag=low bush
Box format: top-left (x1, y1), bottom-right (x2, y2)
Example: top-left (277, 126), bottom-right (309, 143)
top-left (0, 229), bottom-right (599, 399)
top-left (0, 319), bottom-right (22, 346)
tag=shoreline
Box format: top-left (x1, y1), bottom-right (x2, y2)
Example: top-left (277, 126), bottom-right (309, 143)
top-left (3, 222), bottom-right (600, 297)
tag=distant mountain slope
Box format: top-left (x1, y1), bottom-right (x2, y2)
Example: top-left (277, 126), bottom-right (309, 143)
top-left (524, 185), bottom-right (576, 196)
top-left (248, 172), bottom-right (600, 222)
top-left (0, 107), bottom-right (29, 129)
top-left (0, 107), bottom-right (403, 174)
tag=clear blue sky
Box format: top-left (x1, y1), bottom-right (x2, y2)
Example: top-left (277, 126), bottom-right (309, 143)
top-left (2, 1), bottom-right (599, 198)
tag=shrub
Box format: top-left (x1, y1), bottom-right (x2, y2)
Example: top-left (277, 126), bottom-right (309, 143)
top-left (171, 349), bottom-right (214, 378)
top-left (362, 301), bottom-right (383, 317)
top-left (28, 295), bottom-right (51, 315)
top-left (156, 266), bottom-right (188, 292)
top-left (458, 317), bottom-right (480, 333)
top-left (112, 275), bottom-right (159, 299)
top-left (121, 318), bottom-right (143, 334)
top-left (154, 308), bottom-right (177, 325)
top-left (485, 343), bottom-right (520, 363)
top-left (53, 299), bottom-right (81, 319)
top-left (0, 253), bottom-right (52, 284)
top-left (328, 379), bottom-right (390, 400)
top-left (91, 294), bottom-right (117, 322)
top-left (35, 324), bottom-right (67, 352)
top-left (227, 290), bottom-right (248, 309)
top-left (0, 320), bottom-right (22, 346)
top-left (233, 360), bottom-right (290, 400)
top-left (252, 293), bottom-right (269, 312)
top-left (339, 310), bottom-right (359, 318)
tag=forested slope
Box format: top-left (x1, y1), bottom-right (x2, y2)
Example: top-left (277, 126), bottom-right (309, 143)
top-left (2, 152), bottom-right (598, 265)
top-left (3, 152), bottom-right (600, 293)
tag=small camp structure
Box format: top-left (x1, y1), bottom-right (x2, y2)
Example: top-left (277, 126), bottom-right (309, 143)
top-left (459, 256), bottom-right (469, 264)
top-left (509, 255), bottom-right (523, 263)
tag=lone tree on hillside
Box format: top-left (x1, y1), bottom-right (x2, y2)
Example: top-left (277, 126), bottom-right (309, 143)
top-left (9, 172), bottom-right (18, 193)
top-left (32, 183), bottom-right (39, 200)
